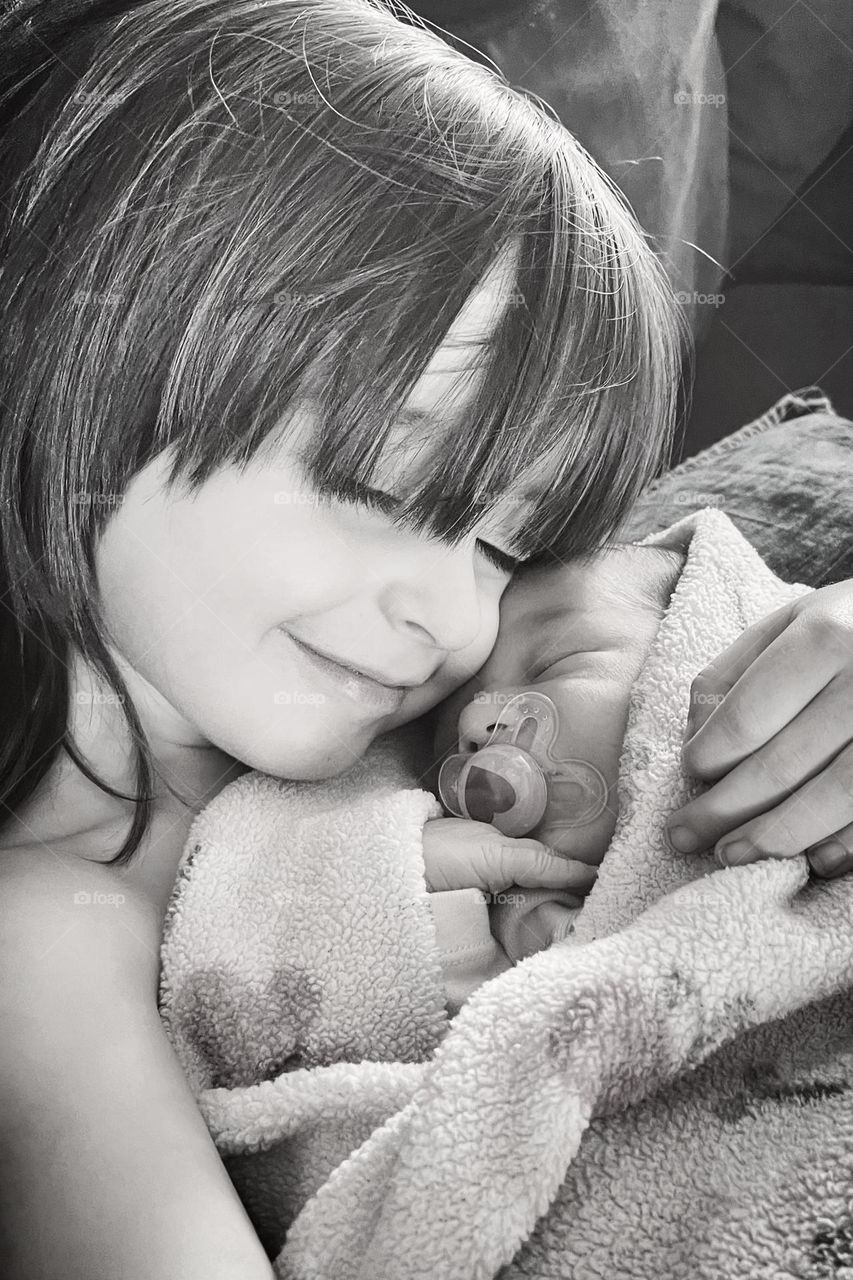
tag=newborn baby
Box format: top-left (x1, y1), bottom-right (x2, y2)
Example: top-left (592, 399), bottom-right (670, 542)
top-left (428, 539), bottom-right (686, 994)
top-left (434, 540), bottom-right (687, 865)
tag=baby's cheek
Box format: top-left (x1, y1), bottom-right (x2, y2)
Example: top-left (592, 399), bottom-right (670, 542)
top-left (536, 790), bottom-right (618, 867)
top-left (529, 681), bottom-right (626, 866)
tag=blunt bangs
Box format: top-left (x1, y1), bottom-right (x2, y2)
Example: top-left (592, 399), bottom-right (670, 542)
top-left (141, 43), bottom-right (687, 569)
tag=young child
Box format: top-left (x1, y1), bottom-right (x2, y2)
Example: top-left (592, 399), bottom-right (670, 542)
top-left (426, 541), bottom-right (686, 1002)
top-left (0, 2), bottom-right (684, 1276)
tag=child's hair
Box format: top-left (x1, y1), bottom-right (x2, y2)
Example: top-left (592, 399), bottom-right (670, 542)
top-left (0, 0), bottom-right (689, 864)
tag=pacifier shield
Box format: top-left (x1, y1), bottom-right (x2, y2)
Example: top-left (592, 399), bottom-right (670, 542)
top-left (438, 743), bottom-right (549, 837)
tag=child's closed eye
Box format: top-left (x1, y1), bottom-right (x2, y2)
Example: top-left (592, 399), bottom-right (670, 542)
top-left (475, 542), bottom-right (523, 575)
top-left (325, 478), bottom-right (524, 575)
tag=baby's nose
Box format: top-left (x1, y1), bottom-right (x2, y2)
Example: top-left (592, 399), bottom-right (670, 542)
top-left (457, 694), bottom-right (509, 754)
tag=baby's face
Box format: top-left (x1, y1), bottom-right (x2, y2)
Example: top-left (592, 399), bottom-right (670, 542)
top-left (432, 543), bottom-right (685, 866)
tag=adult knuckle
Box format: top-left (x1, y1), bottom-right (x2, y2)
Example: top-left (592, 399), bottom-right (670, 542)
top-left (829, 745), bottom-right (853, 789)
top-left (758, 740), bottom-right (815, 793)
top-left (684, 786), bottom-right (734, 828)
top-left (801, 608), bottom-right (851, 656)
top-left (719, 698), bottom-right (762, 747)
top-left (748, 812), bottom-right (804, 857)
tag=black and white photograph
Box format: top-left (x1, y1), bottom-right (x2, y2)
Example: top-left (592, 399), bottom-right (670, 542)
top-left (0, 2), bottom-right (851, 1276)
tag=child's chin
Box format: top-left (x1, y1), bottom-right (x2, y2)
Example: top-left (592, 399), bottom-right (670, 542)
top-left (239, 728), bottom-right (374, 782)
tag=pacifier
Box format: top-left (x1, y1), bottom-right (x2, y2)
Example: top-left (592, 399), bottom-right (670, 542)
top-left (437, 690), bottom-right (609, 838)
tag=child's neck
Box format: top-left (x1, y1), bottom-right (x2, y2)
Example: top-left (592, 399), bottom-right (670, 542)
top-left (0, 652), bottom-right (248, 863)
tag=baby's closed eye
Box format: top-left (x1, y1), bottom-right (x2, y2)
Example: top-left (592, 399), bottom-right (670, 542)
top-left (533, 649), bottom-right (618, 686)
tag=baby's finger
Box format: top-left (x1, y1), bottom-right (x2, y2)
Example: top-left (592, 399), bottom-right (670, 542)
top-left (481, 832), bottom-right (598, 896)
top-left (422, 818), bottom-right (597, 895)
top-left (504, 844), bottom-right (596, 896)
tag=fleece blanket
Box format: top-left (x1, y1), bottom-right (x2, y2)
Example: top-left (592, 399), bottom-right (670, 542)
top-left (158, 491), bottom-right (853, 1279)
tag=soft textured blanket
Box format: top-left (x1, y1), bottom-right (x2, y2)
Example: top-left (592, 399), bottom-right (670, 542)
top-left (158, 463), bottom-right (853, 1276)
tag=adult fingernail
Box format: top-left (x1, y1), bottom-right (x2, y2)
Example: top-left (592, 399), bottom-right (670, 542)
top-left (715, 839), bottom-right (753, 867)
top-left (667, 825), bottom-right (699, 853)
top-left (810, 841), bottom-right (847, 877)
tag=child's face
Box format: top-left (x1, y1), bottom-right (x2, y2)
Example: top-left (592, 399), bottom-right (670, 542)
top-left (433, 545), bottom-right (684, 865)
top-left (93, 244), bottom-right (549, 780)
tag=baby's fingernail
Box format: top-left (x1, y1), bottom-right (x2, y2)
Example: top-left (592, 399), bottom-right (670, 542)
top-left (667, 825), bottom-right (699, 853)
top-left (716, 839), bottom-right (753, 867)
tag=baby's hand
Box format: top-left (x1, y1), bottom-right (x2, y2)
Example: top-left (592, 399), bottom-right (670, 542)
top-left (422, 820), bottom-right (595, 1009)
top-left (421, 817), bottom-right (597, 897)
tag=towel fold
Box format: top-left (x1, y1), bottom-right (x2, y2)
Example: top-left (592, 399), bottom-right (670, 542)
top-left (427, 888), bottom-right (514, 1015)
top-left (160, 505), bottom-right (853, 1279)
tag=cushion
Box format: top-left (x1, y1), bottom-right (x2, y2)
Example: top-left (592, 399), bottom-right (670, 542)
top-left (620, 386), bottom-right (853, 590)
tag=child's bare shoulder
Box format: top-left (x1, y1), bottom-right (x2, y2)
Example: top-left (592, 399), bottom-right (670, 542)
top-left (0, 832), bottom-right (167, 1006)
top-left (0, 796), bottom-right (194, 928)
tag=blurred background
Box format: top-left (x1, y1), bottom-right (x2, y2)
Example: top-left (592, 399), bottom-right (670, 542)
top-left (402, 0), bottom-right (853, 461)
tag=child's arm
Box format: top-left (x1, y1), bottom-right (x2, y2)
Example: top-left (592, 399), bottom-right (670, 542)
top-left (0, 845), bottom-right (276, 1280)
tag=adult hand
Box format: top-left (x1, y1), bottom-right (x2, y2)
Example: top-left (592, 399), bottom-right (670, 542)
top-left (666, 579), bottom-right (853, 879)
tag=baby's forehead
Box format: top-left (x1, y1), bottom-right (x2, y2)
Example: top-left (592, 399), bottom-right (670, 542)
top-left (569, 543), bottom-right (675, 610)
top-left (554, 548), bottom-right (648, 615)
top-left (523, 548), bottom-right (672, 677)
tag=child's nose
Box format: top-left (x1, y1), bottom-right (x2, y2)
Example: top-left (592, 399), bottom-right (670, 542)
top-left (457, 695), bottom-right (508, 754)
